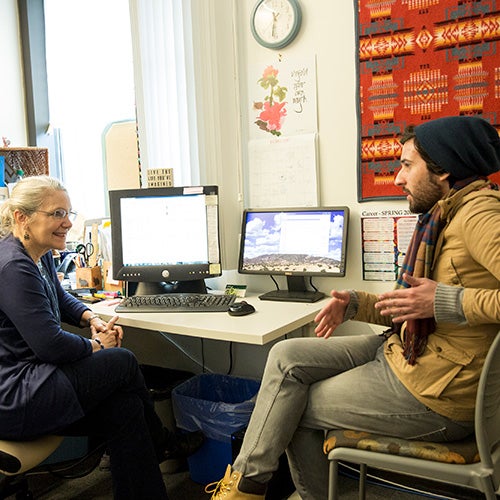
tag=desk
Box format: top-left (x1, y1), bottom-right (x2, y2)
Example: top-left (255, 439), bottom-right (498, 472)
top-left (90, 295), bottom-right (330, 345)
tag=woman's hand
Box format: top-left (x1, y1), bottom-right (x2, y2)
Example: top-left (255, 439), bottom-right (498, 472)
top-left (91, 315), bottom-right (124, 348)
top-left (314, 290), bottom-right (351, 339)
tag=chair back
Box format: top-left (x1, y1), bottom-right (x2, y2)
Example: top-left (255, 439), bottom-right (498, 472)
top-left (475, 330), bottom-right (500, 476)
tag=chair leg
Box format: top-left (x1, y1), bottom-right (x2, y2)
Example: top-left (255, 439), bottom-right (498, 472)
top-left (328, 459), bottom-right (339, 500)
top-left (478, 476), bottom-right (497, 500)
top-left (358, 464), bottom-right (367, 500)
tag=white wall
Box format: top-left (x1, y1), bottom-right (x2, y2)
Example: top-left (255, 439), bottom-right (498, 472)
top-left (0, 0), bottom-right (27, 145)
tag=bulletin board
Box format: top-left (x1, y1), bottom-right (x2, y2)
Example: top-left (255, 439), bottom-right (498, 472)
top-left (0, 147), bottom-right (49, 182)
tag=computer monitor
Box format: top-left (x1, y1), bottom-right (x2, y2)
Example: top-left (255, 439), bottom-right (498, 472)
top-left (109, 185), bottom-right (221, 295)
top-left (238, 207), bottom-right (349, 302)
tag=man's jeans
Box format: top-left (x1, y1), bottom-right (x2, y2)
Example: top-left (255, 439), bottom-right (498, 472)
top-left (233, 335), bottom-right (474, 499)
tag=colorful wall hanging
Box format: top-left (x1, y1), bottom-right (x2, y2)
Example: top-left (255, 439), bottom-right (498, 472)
top-left (356, 0), bottom-right (500, 201)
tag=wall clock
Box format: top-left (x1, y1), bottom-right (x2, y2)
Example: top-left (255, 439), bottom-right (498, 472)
top-left (251, 0), bottom-right (302, 50)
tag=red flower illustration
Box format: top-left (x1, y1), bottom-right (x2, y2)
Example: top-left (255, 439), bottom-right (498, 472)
top-left (259, 101), bottom-right (287, 131)
top-left (253, 65), bottom-right (287, 136)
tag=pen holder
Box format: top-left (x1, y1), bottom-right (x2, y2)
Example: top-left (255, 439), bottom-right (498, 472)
top-left (76, 266), bottom-right (102, 289)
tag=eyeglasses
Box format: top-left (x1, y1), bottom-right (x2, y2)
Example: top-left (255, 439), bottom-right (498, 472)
top-left (36, 209), bottom-right (78, 221)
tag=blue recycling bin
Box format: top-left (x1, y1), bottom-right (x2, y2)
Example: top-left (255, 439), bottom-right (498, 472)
top-left (172, 373), bottom-right (260, 484)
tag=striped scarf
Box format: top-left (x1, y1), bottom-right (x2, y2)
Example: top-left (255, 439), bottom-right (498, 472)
top-left (393, 176), bottom-right (494, 365)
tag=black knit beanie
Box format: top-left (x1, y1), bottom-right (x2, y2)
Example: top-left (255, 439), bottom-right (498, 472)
top-left (414, 116), bottom-right (500, 180)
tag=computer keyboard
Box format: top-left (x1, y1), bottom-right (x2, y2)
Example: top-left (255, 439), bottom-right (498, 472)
top-left (115, 293), bottom-right (237, 313)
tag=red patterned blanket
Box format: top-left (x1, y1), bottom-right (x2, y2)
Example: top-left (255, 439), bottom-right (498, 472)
top-left (357, 0), bottom-right (500, 200)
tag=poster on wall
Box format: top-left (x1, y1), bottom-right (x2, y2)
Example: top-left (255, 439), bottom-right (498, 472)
top-left (361, 210), bottom-right (418, 282)
top-left (356, 0), bottom-right (500, 201)
top-left (248, 56), bottom-right (317, 140)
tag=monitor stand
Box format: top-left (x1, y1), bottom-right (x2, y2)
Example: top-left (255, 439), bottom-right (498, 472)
top-left (130, 279), bottom-right (208, 296)
top-left (258, 276), bottom-right (325, 303)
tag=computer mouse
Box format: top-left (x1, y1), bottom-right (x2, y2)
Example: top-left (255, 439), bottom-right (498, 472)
top-left (228, 301), bottom-right (256, 316)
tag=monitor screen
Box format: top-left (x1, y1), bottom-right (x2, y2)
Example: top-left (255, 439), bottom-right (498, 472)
top-left (238, 207), bottom-right (349, 302)
top-left (109, 186), bottom-right (221, 295)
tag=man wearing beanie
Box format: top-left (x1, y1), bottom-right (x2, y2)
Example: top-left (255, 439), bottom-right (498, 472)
top-left (207, 116), bottom-right (500, 500)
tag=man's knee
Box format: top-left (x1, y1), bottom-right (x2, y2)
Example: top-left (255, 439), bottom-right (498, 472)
top-left (267, 339), bottom-right (321, 383)
top-left (268, 338), bottom-right (304, 366)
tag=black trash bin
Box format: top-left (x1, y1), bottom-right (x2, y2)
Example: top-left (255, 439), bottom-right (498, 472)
top-left (172, 373), bottom-right (260, 484)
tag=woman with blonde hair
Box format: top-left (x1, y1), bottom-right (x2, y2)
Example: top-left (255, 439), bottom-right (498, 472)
top-left (0, 176), bottom-right (202, 499)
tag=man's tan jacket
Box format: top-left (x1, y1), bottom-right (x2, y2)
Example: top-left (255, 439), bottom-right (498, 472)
top-left (354, 183), bottom-right (500, 422)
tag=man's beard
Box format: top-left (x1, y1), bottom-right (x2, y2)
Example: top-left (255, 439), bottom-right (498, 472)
top-left (406, 173), bottom-right (445, 214)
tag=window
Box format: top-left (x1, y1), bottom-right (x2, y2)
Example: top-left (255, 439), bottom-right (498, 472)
top-left (44, 0), bottom-right (136, 219)
top-left (44, 0), bottom-right (201, 220)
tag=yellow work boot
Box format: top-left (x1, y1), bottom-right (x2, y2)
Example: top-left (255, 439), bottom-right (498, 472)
top-left (205, 465), bottom-right (266, 499)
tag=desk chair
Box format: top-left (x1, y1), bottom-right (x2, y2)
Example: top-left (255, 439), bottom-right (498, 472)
top-left (0, 435), bottom-right (63, 498)
top-left (0, 435), bottom-right (103, 499)
top-left (324, 330), bottom-right (500, 500)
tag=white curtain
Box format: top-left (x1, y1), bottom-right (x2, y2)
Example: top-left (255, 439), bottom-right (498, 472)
top-left (129, 0), bottom-right (199, 187)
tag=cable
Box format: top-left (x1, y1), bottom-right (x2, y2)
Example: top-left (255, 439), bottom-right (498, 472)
top-left (226, 341), bottom-right (234, 375)
top-left (201, 337), bottom-right (206, 373)
top-left (157, 330), bottom-right (234, 375)
top-left (156, 330), bottom-right (213, 373)
top-left (270, 275), bottom-right (280, 290)
top-left (308, 276), bottom-right (319, 292)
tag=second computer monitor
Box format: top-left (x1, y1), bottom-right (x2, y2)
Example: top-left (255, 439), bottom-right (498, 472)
top-left (238, 206), bottom-right (349, 302)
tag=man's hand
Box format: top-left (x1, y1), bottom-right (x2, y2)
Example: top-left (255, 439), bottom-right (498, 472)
top-left (375, 274), bottom-right (437, 322)
top-left (314, 290), bottom-right (351, 339)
